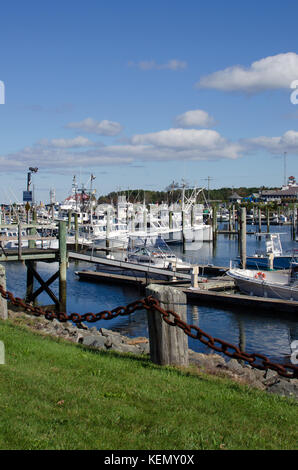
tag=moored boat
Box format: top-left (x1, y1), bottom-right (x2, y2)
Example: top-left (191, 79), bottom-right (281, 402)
top-left (227, 263), bottom-right (298, 301)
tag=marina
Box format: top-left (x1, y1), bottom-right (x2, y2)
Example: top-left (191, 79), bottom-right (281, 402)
top-left (0, 171), bottom-right (298, 368)
top-left (1, 215), bottom-right (297, 366)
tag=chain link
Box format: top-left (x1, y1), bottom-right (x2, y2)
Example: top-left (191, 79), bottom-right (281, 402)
top-left (0, 284), bottom-right (297, 379)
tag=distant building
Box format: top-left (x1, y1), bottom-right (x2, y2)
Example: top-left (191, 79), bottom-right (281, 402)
top-left (229, 192), bottom-right (242, 204)
top-left (260, 177), bottom-right (298, 202)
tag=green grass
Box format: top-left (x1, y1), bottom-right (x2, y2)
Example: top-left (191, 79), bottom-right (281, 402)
top-left (0, 318), bottom-right (297, 450)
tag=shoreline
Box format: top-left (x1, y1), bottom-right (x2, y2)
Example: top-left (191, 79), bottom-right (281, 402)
top-left (5, 303), bottom-right (298, 401)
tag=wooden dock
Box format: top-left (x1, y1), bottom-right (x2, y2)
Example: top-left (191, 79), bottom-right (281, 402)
top-left (0, 247), bottom-right (59, 262)
top-left (184, 287), bottom-right (298, 314)
top-left (75, 270), bottom-right (189, 288)
top-left (69, 252), bottom-right (192, 281)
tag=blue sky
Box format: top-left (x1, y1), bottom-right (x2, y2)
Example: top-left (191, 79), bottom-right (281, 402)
top-left (1, 0), bottom-right (298, 203)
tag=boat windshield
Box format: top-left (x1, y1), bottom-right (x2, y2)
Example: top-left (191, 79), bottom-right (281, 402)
top-left (128, 234), bottom-right (176, 259)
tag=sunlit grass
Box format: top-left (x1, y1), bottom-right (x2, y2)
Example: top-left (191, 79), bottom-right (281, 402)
top-left (0, 319), bottom-right (297, 450)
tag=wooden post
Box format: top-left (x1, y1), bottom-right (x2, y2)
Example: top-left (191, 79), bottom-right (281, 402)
top-left (18, 223), bottom-right (22, 260)
top-left (74, 213), bottom-right (78, 252)
top-left (145, 284), bottom-right (189, 367)
top-left (0, 264), bottom-right (8, 320)
top-left (59, 221), bottom-right (67, 312)
top-left (292, 205), bottom-right (296, 241)
top-left (106, 209), bottom-right (111, 252)
top-left (212, 204), bottom-right (217, 241)
top-left (266, 207), bottom-right (270, 233)
top-left (169, 210), bottom-right (173, 229)
top-left (232, 205), bottom-right (236, 231)
top-left (258, 207), bottom-right (262, 240)
top-left (191, 266), bottom-right (199, 288)
top-left (228, 207), bottom-right (232, 232)
top-left (240, 207), bottom-right (247, 269)
top-left (68, 210), bottom-right (72, 230)
top-left (26, 260), bottom-right (34, 302)
top-left (182, 210), bottom-right (186, 252)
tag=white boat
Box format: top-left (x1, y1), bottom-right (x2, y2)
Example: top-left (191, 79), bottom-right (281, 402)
top-left (240, 233), bottom-right (298, 270)
top-left (227, 264), bottom-right (298, 301)
top-left (78, 234), bottom-right (192, 280)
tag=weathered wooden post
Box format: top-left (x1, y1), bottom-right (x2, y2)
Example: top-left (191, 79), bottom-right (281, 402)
top-left (106, 208), bottom-right (111, 252)
top-left (258, 206), bottom-right (262, 240)
top-left (18, 222), bottom-right (22, 260)
top-left (228, 207), bottom-right (232, 233)
top-left (169, 210), bottom-right (173, 230)
top-left (145, 284), bottom-right (189, 367)
top-left (0, 264), bottom-right (8, 320)
top-left (212, 204), bottom-right (217, 243)
top-left (240, 207), bottom-right (247, 269)
top-left (232, 205), bottom-right (236, 231)
top-left (266, 207), bottom-right (270, 233)
top-left (191, 266), bottom-right (199, 288)
top-left (74, 213), bottom-right (78, 252)
top-left (292, 205), bottom-right (296, 241)
top-left (68, 210), bottom-right (72, 230)
top-left (182, 210), bottom-right (186, 252)
top-left (26, 215), bottom-right (36, 302)
top-left (59, 221), bottom-right (67, 312)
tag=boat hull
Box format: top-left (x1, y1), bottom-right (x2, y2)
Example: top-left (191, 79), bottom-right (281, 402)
top-left (228, 268), bottom-right (298, 301)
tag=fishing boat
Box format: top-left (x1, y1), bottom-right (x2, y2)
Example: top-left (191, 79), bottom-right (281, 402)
top-left (125, 234), bottom-right (192, 272)
top-left (238, 233), bottom-right (298, 269)
top-left (227, 263), bottom-right (298, 301)
top-left (75, 233), bottom-right (192, 281)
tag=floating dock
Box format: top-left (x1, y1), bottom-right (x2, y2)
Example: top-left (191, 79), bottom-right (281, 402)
top-left (184, 287), bottom-right (298, 314)
top-left (74, 270), bottom-right (190, 288)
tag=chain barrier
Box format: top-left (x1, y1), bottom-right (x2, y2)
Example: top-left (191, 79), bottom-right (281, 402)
top-left (0, 284), bottom-right (297, 379)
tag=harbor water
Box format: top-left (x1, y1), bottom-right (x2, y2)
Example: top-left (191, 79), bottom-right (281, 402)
top-left (3, 223), bottom-right (298, 365)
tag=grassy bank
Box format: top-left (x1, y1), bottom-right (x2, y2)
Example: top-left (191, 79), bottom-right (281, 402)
top-left (0, 318), bottom-right (297, 450)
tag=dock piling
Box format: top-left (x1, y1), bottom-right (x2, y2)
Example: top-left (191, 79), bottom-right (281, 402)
top-left (59, 221), bottom-right (67, 312)
top-left (145, 284), bottom-right (189, 367)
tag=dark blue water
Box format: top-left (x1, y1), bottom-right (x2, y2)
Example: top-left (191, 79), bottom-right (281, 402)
top-left (3, 224), bottom-right (298, 364)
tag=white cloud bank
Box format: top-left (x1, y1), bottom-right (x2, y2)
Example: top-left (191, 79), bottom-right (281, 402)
top-left (174, 109), bottom-right (215, 128)
top-left (5, 113), bottom-right (298, 174)
top-left (37, 136), bottom-right (96, 149)
top-left (244, 130), bottom-right (298, 154)
top-left (196, 52), bottom-right (298, 93)
top-left (0, 126), bottom-right (243, 172)
top-left (66, 117), bottom-right (123, 136)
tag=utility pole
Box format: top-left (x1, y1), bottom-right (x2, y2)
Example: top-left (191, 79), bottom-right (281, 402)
top-left (201, 176), bottom-right (214, 204)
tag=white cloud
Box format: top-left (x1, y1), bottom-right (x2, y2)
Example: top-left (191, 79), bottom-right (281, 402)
top-left (0, 126), bottom-right (243, 172)
top-left (38, 136), bottom-right (95, 148)
top-left (174, 109), bottom-right (215, 128)
top-left (244, 130), bottom-right (298, 154)
top-left (196, 53), bottom-right (298, 93)
top-left (130, 128), bottom-right (242, 159)
top-left (66, 117), bottom-right (123, 136)
top-left (128, 59), bottom-right (187, 71)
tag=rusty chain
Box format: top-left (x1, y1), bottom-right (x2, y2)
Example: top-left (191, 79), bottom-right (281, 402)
top-left (0, 284), bottom-right (297, 379)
